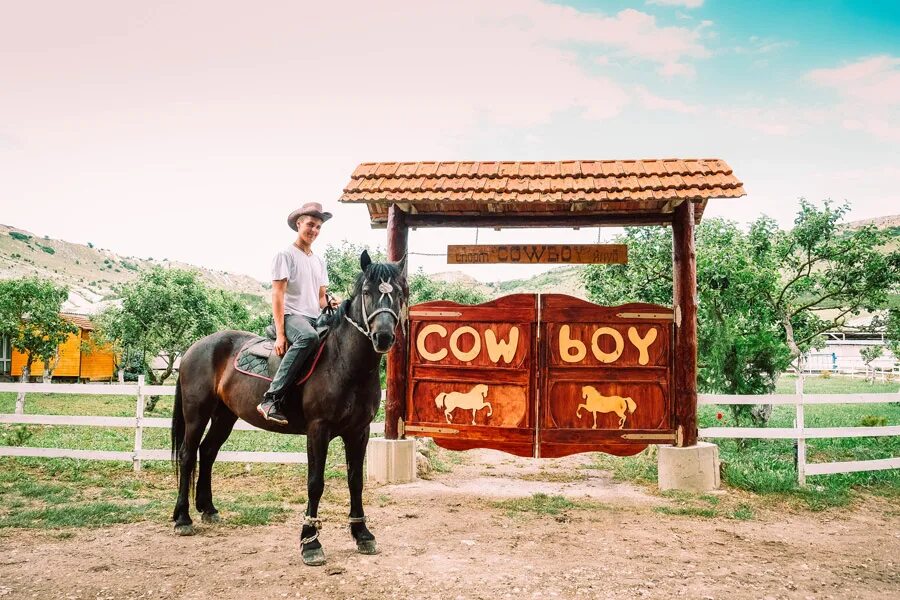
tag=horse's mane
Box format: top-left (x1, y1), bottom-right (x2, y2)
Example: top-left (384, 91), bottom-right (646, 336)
top-left (319, 261), bottom-right (405, 328)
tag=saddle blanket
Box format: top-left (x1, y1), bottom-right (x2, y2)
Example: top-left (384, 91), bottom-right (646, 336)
top-left (233, 335), bottom-right (327, 383)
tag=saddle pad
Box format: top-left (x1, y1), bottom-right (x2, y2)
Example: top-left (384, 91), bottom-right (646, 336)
top-left (234, 333), bottom-right (329, 383)
top-left (235, 337), bottom-right (278, 380)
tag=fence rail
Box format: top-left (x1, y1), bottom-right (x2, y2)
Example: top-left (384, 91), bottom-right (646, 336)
top-left (0, 378), bottom-right (384, 470)
top-left (698, 387), bottom-right (899, 484)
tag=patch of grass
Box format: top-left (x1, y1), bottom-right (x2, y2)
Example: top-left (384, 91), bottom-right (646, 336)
top-left (586, 447), bottom-right (657, 483)
top-left (730, 504), bottom-right (755, 520)
top-left (220, 501), bottom-right (290, 526)
top-left (518, 470), bottom-right (587, 483)
top-left (493, 493), bottom-right (577, 517)
top-left (654, 506), bottom-right (717, 518)
top-left (0, 501), bottom-right (162, 529)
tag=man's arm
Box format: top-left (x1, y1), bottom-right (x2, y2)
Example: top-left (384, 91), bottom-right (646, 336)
top-left (272, 279), bottom-right (288, 356)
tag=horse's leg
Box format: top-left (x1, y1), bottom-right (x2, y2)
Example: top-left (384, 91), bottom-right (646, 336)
top-left (592, 411), bottom-right (598, 429)
top-left (173, 408), bottom-right (211, 536)
top-left (485, 402), bottom-right (492, 417)
top-left (445, 408), bottom-right (452, 424)
top-left (195, 402), bottom-right (237, 522)
top-left (471, 408), bottom-right (476, 425)
top-left (343, 426), bottom-right (376, 555)
top-left (301, 420), bottom-right (331, 566)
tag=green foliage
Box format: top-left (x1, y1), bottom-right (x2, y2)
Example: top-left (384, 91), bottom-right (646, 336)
top-left (881, 308), bottom-right (900, 361)
top-left (9, 231), bottom-right (30, 242)
top-left (39, 245), bottom-right (55, 255)
top-left (324, 242), bottom-right (387, 299)
top-left (582, 202), bottom-right (900, 426)
top-left (408, 268), bottom-right (489, 305)
top-left (94, 268), bottom-right (253, 384)
top-left (0, 277), bottom-right (76, 375)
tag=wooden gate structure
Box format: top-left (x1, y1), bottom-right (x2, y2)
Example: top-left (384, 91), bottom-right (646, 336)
top-left (339, 160), bottom-right (745, 455)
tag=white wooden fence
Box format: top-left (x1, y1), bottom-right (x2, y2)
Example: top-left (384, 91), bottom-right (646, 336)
top-left (0, 377), bottom-right (384, 472)
top-left (699, 380), bottom-right (900, 485)
top-left (1, 379), bottom-right (897, 485)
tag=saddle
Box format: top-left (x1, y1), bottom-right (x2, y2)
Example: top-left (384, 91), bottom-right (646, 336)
top-left (234, 315), bottom-right (332, 382)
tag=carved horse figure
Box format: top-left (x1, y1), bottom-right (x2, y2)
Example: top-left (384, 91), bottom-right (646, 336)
top-left (435, 383), bottom-right (493, 425)
top-left (171, 251), bottom-right (406, 567)
top-left (576, 385), bottom-right (637, 429)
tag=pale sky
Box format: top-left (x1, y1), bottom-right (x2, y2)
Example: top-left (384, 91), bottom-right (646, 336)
top-left (2, 1), bottom-right (898, 283)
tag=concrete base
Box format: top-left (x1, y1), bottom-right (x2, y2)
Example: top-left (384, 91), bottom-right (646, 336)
top-left (366, 438), bottom-right (417, 484)
top-left (657, 442), bottom-right (721, 492)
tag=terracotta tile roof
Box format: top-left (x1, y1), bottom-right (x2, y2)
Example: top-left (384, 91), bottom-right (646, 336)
top-left (340, 159), bottom-right (744, 225)
top-left (62, 313), bottom-right (95, 331)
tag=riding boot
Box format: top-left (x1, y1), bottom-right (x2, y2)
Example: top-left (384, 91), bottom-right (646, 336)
top-left (257, 393), bottom-right (289, 426)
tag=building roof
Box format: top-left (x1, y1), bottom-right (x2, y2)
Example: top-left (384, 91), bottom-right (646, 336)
top-left (61, 313), bottom-right (95, 331)
top-left (340, 159), bottom-right (745, 227)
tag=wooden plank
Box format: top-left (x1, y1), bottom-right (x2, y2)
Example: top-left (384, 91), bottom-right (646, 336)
top-left (0, 414), bottom-right (385, 435)
top-left (385, 204), bottom-right (409, 439)
top-left (805, 457), bottom-right (900, 476)
top-left (699, 393), bottom-right (900, 405)
top-left (0, 447), bottom-right (134, 461)
top-left (700, 426), bottom-right (900, 439)
top-left (0, 382), bottom-right (173, 395)
top-left (672, 200), bottom-right (698, 446)
top-left (405, 213), bottom-right (672, 228)
top-left (447, 244), bottom-right (627, 265)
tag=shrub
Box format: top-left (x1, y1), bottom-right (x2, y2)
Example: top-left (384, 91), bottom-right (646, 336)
top-left (40, 245), bottom-right (55, 255)
top-left (9, 231), bottom-right (30, 242)
top-left (859, 415), bottom-right (888, 427)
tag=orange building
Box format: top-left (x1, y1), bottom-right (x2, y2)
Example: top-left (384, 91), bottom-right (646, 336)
top-left (7, 313), bottom-right (117, 381)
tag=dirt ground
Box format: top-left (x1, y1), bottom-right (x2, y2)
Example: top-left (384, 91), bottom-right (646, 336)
top-left (1, 449), bottom-right (898, 600)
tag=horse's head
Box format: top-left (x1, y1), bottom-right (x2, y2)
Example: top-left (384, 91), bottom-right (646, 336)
top-left (475, 384), bottom-right (488, 398)
top-left (346, 250), bottom-right (408, 354)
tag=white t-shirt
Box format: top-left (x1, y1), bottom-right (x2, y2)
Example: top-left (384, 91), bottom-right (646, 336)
top-left (271, 245), bottom-right (329, 318)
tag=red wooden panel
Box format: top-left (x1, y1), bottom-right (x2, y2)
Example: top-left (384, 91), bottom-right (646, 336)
top-left (405, 295), bottom-right (537, 457)
top-left (539, 295), bottom-right (675, 458)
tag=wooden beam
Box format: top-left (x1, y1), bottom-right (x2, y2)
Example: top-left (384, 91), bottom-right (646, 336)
top-left (672, 201), bottom-right (698, 447)
top-left (385, 204), bottom-right (409, 440)
top-left (404, 213), bottom-right (671, 228)
top-left (447, 244), bottom-right (627, 265)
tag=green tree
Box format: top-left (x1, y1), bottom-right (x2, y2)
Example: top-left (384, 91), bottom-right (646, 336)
top-left (583, 221), bottom-right (790, 426)
top-left (750, 201), bottom-right (899, 372)
top-left (408, 269), bottom-right (489, 305)
top-left (324, 242), bottom-right (387, 299)
top-left (95, 268), bottom-right (251, 388)
top-left (0, 278), bottom-right (76, 381)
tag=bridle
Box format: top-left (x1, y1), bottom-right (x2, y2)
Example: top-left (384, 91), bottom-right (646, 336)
top-left (345, 277), bottom-right (402, 344)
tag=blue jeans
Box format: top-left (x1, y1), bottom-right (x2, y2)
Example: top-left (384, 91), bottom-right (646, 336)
top-left (265, 314), bottom-right (318, 397)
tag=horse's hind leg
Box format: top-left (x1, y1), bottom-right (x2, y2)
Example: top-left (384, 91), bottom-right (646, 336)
top-left (195, 402), bottom-right (237, 523)
top-left (173, 405), bottom-right (212, 536)
top-left (301, 420), bottom-right (331, 566)
top-left (343, 426), bottom-right (376, 555)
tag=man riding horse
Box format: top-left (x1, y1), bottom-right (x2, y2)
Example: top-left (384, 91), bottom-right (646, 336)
top-left (257, 202), bottom-right (339, 425)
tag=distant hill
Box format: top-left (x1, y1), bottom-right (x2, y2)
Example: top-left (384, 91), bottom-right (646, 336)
top-left (0, 224), bottom-right (271, 315)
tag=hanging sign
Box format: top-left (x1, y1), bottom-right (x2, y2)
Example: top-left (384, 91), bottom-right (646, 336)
top-left (447, 244), bottom-right (627, 265)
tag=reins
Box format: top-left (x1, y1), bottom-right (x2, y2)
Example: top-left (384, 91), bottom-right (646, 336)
top-left (344, 277), bottom-right (402, 342)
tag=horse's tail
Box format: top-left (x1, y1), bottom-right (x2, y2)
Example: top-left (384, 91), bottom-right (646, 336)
top-left (435, 393), bottom-right (446, 409)
top-left (625, 396), bottom-right (637, 413)
top-left (171, 375), bottom-right (185, 480)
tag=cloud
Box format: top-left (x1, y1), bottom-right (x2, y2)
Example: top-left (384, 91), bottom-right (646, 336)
top-left (734, 36), bottom-right (796, 55)
top-left (647, 0), bottom-right (704, 8)
top-left (634, 86), bottom-right (700, 114)
top-left (806, 55), bottom-right (900, 140)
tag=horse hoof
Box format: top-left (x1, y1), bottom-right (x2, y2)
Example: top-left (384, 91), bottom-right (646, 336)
top-left (201, 512), bottom-right (221, 524)
top-left (301, 547), bottom-right (326, 566)
top-left (356, 540), bottom-right (377, 555)
top-left (174, 524), bottom-right (195, 536)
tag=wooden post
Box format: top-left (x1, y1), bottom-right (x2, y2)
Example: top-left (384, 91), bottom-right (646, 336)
top-left (134, 375), bottom-right (145, 472)
top-left (385, 204), bottom-right (409, 440)
top-left (15, 366), bottom-right (28, 415)
top-left (672, 201), bottom-right (698, 447)
top-left (795, 368), bottom-right (806, 486)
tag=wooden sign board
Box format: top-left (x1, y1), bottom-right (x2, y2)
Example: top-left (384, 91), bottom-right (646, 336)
top-left (447, 244), bottom-right (627, 265)
top-left (404, 294), bottom-right (674, 458)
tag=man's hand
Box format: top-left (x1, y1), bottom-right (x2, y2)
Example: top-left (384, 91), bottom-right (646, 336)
top-left (328, 295), bottom-right (340, 309)
top-left (274, 334), bottom-right (288, 356)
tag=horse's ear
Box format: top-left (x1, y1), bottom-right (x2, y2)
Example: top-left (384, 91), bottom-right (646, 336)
top-left (394, 253), bottom-right (408, 276)
top-left (360, 249), bottom-right (371, 272)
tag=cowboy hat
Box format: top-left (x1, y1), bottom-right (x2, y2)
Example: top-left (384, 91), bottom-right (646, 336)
top-left (287, 202), bottom-right (333, 230)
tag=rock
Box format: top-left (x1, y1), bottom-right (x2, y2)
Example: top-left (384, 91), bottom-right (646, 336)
top-left (416, 452), bottom-right (432, 477)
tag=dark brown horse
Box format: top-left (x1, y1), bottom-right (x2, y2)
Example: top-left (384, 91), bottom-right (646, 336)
top-left (171, 251), bottom-right (406, 566)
